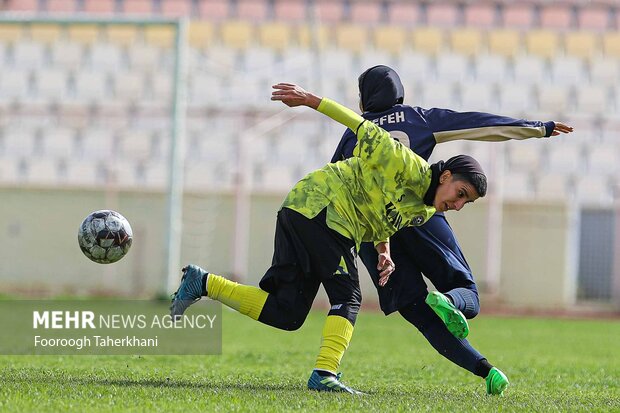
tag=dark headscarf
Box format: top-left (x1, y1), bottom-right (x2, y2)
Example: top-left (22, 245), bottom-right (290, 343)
top-left (358, 65), bottom-right (405, 113)
top-left (423, 155), bottom-right (487, 206)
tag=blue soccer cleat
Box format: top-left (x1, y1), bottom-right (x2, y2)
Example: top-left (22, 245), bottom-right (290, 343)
top-left (307, 370), bottom-right (364, 395)
top-left (170, 264), bottom-right (208, 319)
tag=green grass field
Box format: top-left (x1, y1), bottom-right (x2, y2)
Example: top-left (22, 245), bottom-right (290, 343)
top-left (1, 309), bottom-right (619, 412)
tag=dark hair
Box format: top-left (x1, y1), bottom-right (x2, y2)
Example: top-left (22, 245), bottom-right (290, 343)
top-left (452, 172), bottom-right (487, 198)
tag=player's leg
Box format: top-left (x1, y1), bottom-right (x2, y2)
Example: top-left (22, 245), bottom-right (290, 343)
top-left (362, 237), bottom-right (479, 372)
top-left (304, 218), bottom-right (363, 394)
top-left (360, 228), bottom-right (470, 338)
top-left (309, 279), bottom-right (362, 393)
top-left (398, 297), bottom-right (508, 395)
top-left (358, 228), bottom-right (509, 394)
top-left (387, 215), bottom-right (478, 339)
top-left (170, 208), bottom-right (321, 331)
top-left (391, 219), bottom-right (509, 394)
top-left (358, 241), bottom-right (428, 315)
top-left (405, 214), bottom-right (480, 319)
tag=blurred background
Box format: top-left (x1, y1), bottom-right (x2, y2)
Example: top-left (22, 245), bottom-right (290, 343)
top-left (0, 0), bottom-right (618, 314)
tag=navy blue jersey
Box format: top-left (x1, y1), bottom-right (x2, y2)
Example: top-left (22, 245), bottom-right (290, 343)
top-left (331, 105), bottom-right (556, 163)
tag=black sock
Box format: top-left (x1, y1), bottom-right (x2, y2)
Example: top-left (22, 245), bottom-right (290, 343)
top-left (201, 274), bottom-right (208, 296)
top-left (474, 358), bottom-right (493, 378)
top-left (314, 369), bottom-right (336, 378)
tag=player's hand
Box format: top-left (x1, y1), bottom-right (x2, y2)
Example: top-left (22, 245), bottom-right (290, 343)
top-left (377, 252), bottom-right (395, 287)
top-left (271, 83), bottom-right (322, 109)
top-left (551, 122), bottom-right (574, 136)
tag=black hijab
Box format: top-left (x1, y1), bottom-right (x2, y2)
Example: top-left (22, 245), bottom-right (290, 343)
top-left (423, 155), bottom-right (487, 206)
top-left (358, 65), bottom-right (405, 113)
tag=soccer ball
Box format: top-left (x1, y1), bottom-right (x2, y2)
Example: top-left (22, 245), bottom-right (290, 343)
top-left (78, 210), bottom-right (133, 264)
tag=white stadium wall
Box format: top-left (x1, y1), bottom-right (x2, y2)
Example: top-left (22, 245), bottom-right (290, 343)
top-left (1, 188), bottom-right (618, 311)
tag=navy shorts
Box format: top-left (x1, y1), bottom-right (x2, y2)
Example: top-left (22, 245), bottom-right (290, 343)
top-left (361, 213), bottom-right (477, 314)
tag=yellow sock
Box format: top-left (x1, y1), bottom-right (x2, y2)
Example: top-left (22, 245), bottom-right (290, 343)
top-left (206, 274), bottom-right (268, 320)
top-left (314, 315), bottom-right (354, 373)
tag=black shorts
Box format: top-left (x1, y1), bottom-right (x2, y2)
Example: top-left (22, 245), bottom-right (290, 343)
top-left (259, 207), bottom-right (361, 322)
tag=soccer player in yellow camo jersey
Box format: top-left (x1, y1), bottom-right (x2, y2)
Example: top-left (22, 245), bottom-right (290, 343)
top-left (171, 83), bottom-right (488, 394)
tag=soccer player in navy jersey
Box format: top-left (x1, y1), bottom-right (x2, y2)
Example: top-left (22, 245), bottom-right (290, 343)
top-left (331, 65), bottom-right (574, 395)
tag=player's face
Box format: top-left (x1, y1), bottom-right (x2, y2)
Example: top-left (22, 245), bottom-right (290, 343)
top-left (433, 171), bottom-right (480, 213)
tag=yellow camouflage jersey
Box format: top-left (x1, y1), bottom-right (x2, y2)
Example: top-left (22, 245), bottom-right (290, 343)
top-left (281, 98), bottom-right (436, 248)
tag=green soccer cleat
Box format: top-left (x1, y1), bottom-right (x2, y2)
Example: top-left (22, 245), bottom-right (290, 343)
top-left (425, 291), bottom-right (469, 339)
top-left (170, 265), bottom-right (208, 320)
top-left (307, 370), bottom-right (364, 395)
top-left (486, 367), bottom-right (509, 395)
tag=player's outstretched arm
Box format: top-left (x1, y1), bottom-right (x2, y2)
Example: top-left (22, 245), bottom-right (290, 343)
top-left (423, 108), bottom-right (575, 143)
top-left (271, 83), bottom-right (364, 132)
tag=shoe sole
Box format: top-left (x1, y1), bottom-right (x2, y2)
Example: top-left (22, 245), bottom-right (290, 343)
top-left (425, 292), bottom-right (469, 339)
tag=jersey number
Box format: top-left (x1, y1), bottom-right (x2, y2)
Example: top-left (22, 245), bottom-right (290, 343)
top-left (389, 130), bottom-right (411, 148)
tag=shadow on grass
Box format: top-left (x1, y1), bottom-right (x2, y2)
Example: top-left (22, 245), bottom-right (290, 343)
top-left (84, 377), bottom-right (305, 392)
top-left (3, 371), bottom-right (395, 395)
top-left (4, 372), bottom-right (312, 393)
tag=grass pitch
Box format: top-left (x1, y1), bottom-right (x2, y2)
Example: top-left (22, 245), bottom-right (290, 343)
top-left (1, 308), bottom-right (618, 412)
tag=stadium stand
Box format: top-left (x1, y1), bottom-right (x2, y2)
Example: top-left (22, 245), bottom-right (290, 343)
top-left (121, 0), bottom-right (154, 15)
top-left (386, 1), bottom-right (420, 25)
top-left (577, 5), bottom-right (611, 30)
top-left (0, 0), bottom-right (618, 203)
top-left (161, 0), bottom-right (193, 18)
top-left (236, 0), bottom-right (269, 21)
top-left (449, 28), bottom-right (485, 57)
top-left (539, 3), bottom-right (575, 30)
top-left (426, 2), bottom-right (461, 27)
top-left (273, 0), bottom-right (306, 22)
top-left (313, 0), bottom-right (346, 23)
top-left (373, 25), bottom-right (407, 55)
top-left (349, 0), bottom-right (384, 24)
top-left (487, 29), bottom-right (522, 57)
top-left (459, 81), bottom-right (497, 113)
top-left (83, 0), bottom-right (117, 14)
top-left (463, 2), bottom-right (498, 28)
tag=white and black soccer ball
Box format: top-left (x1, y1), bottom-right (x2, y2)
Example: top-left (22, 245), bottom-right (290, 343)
top-left (78, 210), bottom-right (133, 264)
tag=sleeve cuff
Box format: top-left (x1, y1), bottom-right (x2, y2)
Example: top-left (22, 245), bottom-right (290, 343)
top-left (317, 97), bottom-right (365, 132)
top-left (543, 121), bottom-right (556, 137)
